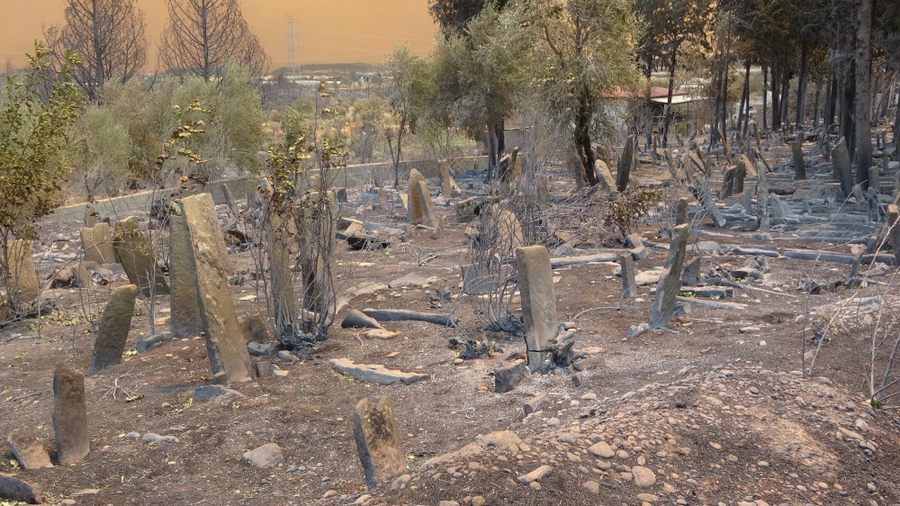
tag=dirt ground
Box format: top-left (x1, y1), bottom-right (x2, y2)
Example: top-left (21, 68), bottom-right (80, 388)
top-left (1, 140), bottom-right (899, 506)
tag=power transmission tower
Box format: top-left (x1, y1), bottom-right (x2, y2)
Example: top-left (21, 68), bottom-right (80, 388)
top-left (286, 16), bottom-right (299, 74)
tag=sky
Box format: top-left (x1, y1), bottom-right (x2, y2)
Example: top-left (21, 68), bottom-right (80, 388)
top-left (0, 0), bottom-right (438, 69)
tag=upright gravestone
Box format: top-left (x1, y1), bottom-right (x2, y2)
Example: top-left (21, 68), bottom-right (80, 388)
top-left (169, 213), bottom-right (203, 337)
top-left (52, 364), bottom-right (89, 465)
top-left (353, 396), bottom-right (405, 490)
top-left (650, 224), bottom-right (689, 329)
top-left (791, 140), bottom-right (806, 180)
top-left (832, 137), bottom-right (854, 196)
top-left (112, 217), bottom-right (169, 297)
top-left (619, 254), bottom-right (637, 299)
top-left (734, 155), bottom-right (751, 194)
top-left (594, 159), bottom-right (617, 192)
top-left (90, 284), bottom-right (138, 371)
top-left (516, 245), bottom-right (559, 371)
top-left (81, 222), bottom-right (116, 264)
top-left (722, 166), bottom-right (736, 198)
top-left (181, 193), bottom-right (253, 383)
top-left (616, 135), bottom-right (635, 192)
top-left (5, 240), bottom-right (39, 310)
top-left (439, 162), bottom-right (462, 197)
top-left (410, 179), bottom-right (437, 228)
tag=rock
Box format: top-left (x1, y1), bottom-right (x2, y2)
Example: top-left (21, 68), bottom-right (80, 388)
top-left (517, 464), bottom-right (553, 483)
top-left (364, 328), bottom-right (401, 339)
top-left (494, 359), bottom-right (528, 393)
top-left (524, 393), bottom-right (549, 415)
top-left (0, 473), bottom-right (43, 504)
top-left (353, 396), bottom-right (405, 489)
top-left (243, 443), bottom-right (283, 468)
top-left (52, 364), bottom-right (89, 465)
top-left (193, 385), bottom-right (244, 402)
top-left (475, 431), bottom-right (522, 453)
top-left (247, 342), bottom-right (275, 356)
top-left (6, 434), bottom-right (52, 469)
top-left (637, 493), bottom-right (660, 502)
top-left (135, 332), bottom-right (175, 353)
top-left (277, 350), bottom-right (298, 363)
top-left (342, 310), bottom-right (383, 329)
top-left (125, 432), bottom-right (140, 440)
top-left (391, 474), bottom-right (412, 491)
top-left (632, 466), bottom-right (657, 487)
top-left (628, 323), bottom-right (650, 338)
top-left (582, 480), bottom-right (600, 494)
top-left (141, 433), bottom-right (178, 444)
top-left (330, 358), bottom-right (429, 385)
top-left (589, 441), bottom-right (615, 459)
top-left (855, 419), bottom-right (869, 433)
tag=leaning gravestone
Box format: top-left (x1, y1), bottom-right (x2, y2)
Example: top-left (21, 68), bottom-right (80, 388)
top-left (112, 217), bottom-right (169, 297)
top-left (52, 364), bottom-right (89, 465)
top-left (81, 222), bottom-right (116, 264)
top-left (180, 193), bottom-right (253, 383)
top-left (832, 137), bottom-right (854, 196)
top-left (616, 135), bottom-right (635, 192)
top-left (408, 174), bottom-right (437, 228)
top-left (5, 240), bottom-right (39, 310)
top-left (650, 224), bottom-right (689, 329)
top-left (439, 162), bottom-right (462, 197)
top-left (791, 140), bottom-right (806, 180)
top-left (90, 284), bottom-right (138, 371)
top-left (594, 159), bottom-right (617, 192)
top-left (169, 213), bottom-right (203, 337)
top-left (353, 396), bottom-right (405, 490)
top-left (619, 254), bottom-right (637, 299)
top-left (516, 245), bottom-right (559, 371)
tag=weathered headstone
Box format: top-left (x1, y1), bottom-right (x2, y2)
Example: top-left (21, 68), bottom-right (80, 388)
top-left (90, 284), bottom-right (138, 371)
top-left (791, 140), bottom-right (806, 180)
top-left (52, 364), bottom-right (89, 465)
top-left (722, 166), bottom-right (736, 197)
top-left (6, 433), bottom-right (52, 469)
top-left (81, 222), bottom-right (116, 264)
top-left (112, 217), bottom-right (169, 297)
top-left (616, 135), bottom-right (635, 192)
top-left (4, 240), bottom-right (39, 310)
top-left (650, 224), bottom-right (689, 329)
top-left (734, 155), bottom-right (751, 194)
top-left (439, 162), bottom-right (462, 197)
top-left (832, 137), bottom-right (854, 195)
top-left (408, 179), bottom-right (437, 228)
top-left (168, 213), bottom-right (203, 337)
top-left (619, 254), bottom-right (637, 299)
top-left (353, 396), bottom-right (405, 489)
top-left (594, 159), bottom-right (617, 191)
top-left (516, 246), bottom-right (559, 371)
top-left (180, 193), bottom-right (253, 383)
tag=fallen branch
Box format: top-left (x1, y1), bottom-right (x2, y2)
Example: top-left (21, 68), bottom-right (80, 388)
top-left (362, 308), bottom-right (459, 327)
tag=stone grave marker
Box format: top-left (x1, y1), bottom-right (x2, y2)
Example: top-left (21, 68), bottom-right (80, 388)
top-left (112, 217), bottom-right (169, 297)
top-left (619, 254), bottom-right (637, 299)
top-left (650, 224), bottom-right (689, 329)
top-left (168, 213), bottom-right (203, 337)
top-left (516, 245), bottom-right (559, 371)
top-left (81, 222), bottom-right (116, 264)
top-left (52, 364), bottom-right (89, 465)
top-left (90, 284), bottom-right (138, 371)
top-left (353, 396), bottom-right (405, 489)
top-left (180, 193), bottom-right (253, 383)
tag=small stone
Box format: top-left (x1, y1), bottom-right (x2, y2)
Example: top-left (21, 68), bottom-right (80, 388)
top-left (391, 474), bottom-right (412, 491)
top-left (632, 466), bottom-right (657, 487)
top-left (855, 419), bottom-right (868, 433)
top-left (749, 386), bottom-right (760, 395)
top-left (243, 443), bottom-right (283, 468)
top-left (529, 481), bottom-right (542, 491)
top-left (247, 342), bottom-right (275, 356)
top-left (471, 496), bottom-right (486, 506)
top-left (278, 350), bottom-right (299, 363)
top-left (141, 433), bottom-right (178, 444)
top-left (637, 493), bottom-right (659, 502)
top-left (589, 441), bottom-right (615, 458)
top-left (582, 480), bottom-right (600, 494)
top-left (125, 432), bottom-right (140, 440)
top-left (193, 385), bottom-right (244, 402)
top-left (323, 489), bottom-right (338, 498)
top-left (518, 464), bottom-right (553, 483)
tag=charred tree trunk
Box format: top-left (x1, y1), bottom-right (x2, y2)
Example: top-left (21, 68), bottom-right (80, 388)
top-left (796, 43), bottom-right (808, 131)
top-left (812, 79), bottom-right (822, 129)
top-left (762, 65), bottom-right (769, 131)
top-left (853, 0), bottom-right (873, 189)
top-left (574, 88), bottom-right (598, 186)
top-left (662, 47), bottom-right (678, 148)
top-left (780, 70), bottom-right (790, 130)
top-left (739, 59), bottom-right (752, 137)
top-left (842, 69), bottom-right (857, 157)
top-left (825, 73), bottom-right (838, 128)
top-left (771, 66), bottom-right (781, 131)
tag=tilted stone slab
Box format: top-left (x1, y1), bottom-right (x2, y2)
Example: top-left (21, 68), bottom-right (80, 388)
top-left (516, 245), bottom-right (559, 371)
top-left (181, 193), bottom-right (252, 383)
top-left (168, 214), bottom-right (203, 337)
top-left (650, 224), bottom-right (689, 329)
top-left (353, 396), bottom-right (405, 489)
top-left (6, 433), bottom-right (52, 470)
top-left (0, 473), bottom-right (43, 504)
top-left (330, 358), bottom-right (428, 385)
top-left (52, 364), bottom-right (89, 465)
top-left (112, 217), bottom-right (169, 297)
top-left (90, 284), bottom-right (138, 371)
top-left (81, 222), bottom-right (116, 264)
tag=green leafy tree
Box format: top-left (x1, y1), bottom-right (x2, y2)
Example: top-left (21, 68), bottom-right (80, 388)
top-left (0, 43), bottom-right (83, 296)
top-left (386, 48), bottom-right (437, 186)
top-left (518, 0), bottom-right (639, 186)
top-left (70, 105), bottom-right (134, 199)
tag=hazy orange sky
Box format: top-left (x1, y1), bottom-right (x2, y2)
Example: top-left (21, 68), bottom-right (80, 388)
top-left (0, 0), bottom-right (438, 68)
